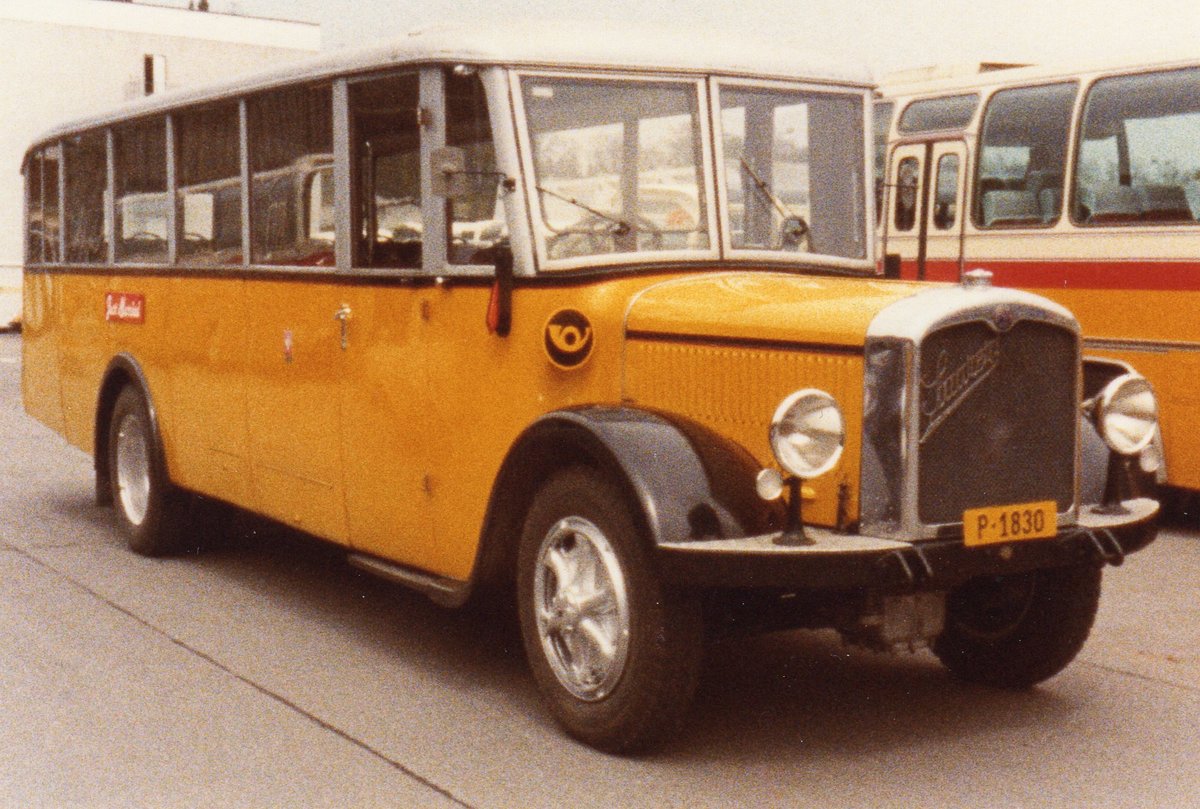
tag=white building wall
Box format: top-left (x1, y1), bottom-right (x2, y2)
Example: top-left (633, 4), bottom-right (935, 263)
top-left (0, 0), bottom-right (321, 325)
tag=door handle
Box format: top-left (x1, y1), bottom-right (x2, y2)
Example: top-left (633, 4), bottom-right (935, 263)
top-left (333, 303), bottom-right (352, 350)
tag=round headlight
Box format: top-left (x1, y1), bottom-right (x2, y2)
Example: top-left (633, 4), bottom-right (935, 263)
top-left (769, 389), bottom-right (844, 478)
top-left (1095, 373), bottom-right (1158, 456)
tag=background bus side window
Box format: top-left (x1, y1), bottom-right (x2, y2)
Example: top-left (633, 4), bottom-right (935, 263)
top-left (973, 82), bottom-right (1076, 228)
top-left (894, 156), bottom-right (918, 232)
top-left (248, 83), bottom-right (334, 266)
top-left (1074, 67), bottom-right (1200, 226)
top-left (350, 73), bottom-right (422, 269)
top-left (114, 119), bottom-right (169, 263)
top-left (933, 153), bottom-right (959, 230)
top-left (63, 132), bottom-right (108, 263)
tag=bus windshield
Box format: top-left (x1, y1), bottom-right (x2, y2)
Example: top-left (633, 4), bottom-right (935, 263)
top-left (519, 73), bottom-right (867, 268)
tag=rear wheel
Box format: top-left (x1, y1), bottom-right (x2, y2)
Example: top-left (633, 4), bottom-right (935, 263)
top-left (108, 386), bottom-right (195, 556)
top-left (933, 563), bottom-right (1102, 688)
top-left (517, 467), bottom-right (702, 754)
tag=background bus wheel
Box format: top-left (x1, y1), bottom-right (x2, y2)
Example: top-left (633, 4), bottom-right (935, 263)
top-left (933, 563), bottom-right (1102, 689)
top-left (108, 386), bottom-right (193, 556)
top-left (517, 467), bottom-right (702, 754)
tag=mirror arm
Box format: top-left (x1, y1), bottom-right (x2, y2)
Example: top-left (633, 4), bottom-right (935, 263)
top-left (487, 241), bottom-right (514, 337)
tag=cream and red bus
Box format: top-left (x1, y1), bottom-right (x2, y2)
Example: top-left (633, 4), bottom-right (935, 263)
top-left (877, 56), bottom-right (1199, 501)
top-left (22, 26), bottom-right (1161, 752)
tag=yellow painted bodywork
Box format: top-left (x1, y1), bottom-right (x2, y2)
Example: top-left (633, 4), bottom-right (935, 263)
top-left (23, 267), bottom-right (922, 582)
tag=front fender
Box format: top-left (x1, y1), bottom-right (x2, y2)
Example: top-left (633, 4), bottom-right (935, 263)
top-left (474, 406), bottom-right (782, 594)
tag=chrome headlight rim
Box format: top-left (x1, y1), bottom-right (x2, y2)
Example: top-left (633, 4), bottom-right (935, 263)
top-left (768, 388), bottom-right (845, 479)
top-left (1094, 373), bottom-right (1158, 456)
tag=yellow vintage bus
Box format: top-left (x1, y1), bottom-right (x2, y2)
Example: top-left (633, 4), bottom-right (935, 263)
top-left (876, 56), bottom-right (1200, 500)
top-left (23, 25), bottom-right (1160, 752)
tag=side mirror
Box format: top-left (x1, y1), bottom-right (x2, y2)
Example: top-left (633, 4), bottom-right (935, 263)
top-left (430, 146), bottom-right (471, 199)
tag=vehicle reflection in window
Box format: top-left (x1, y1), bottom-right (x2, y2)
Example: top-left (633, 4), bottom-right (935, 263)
top-left (114, 119), bottom-right (168, 264)
top-left (351, 73), bottom-right (422, 269)
top-left (249, 83), bottom-right (335, 266)
top-left (721, 85), bottom-right (865, 258)
top-left (521, 75), bottom-right (709, 263)
top-left (176, 102), bottom-right (243, 266)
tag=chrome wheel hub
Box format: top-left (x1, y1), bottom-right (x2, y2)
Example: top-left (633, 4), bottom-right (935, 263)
top-left (114, 411), bottom-right (151, 527)
top-left (533, 516), bottom-right (631, 701)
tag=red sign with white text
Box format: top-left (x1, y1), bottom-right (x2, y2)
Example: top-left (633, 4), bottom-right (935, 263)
top-left (105, 292), bottom-right (145, 324)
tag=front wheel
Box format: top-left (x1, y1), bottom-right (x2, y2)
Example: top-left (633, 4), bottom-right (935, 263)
top-left (933, 563), bottom-right (1102, 689)
top-left (108, 386), bottom-right (195, 556)
top-left (517, 467), bottom-right (702, 754)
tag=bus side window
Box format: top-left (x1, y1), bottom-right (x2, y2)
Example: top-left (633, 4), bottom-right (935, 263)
top-left (114, 119), bottom-right (169, 264)
top-left (933, 153), bottom-right (958, 230)
top-left (176, 103), bottom-right (242, 266)
top-left (445, 68), bottom-right (505, 265)
top-left (1075, 67), bottom-right (1200, 226)
top-left (248, 83), bottom-right (334, 266)
top-left (25, 146), bottom-right (61, 264)
top-left (894, 156), bottom-right (919, 232)
top-left (350, 73), bottom-right (422, 269)
top-left (63, 132), bottom-right (108, 263)
top-left (973, 82), bottom-right (1075, 228)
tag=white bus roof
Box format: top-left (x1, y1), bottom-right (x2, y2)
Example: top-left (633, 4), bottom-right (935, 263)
top-left (29, 22), bottom-right (871, 152)
top-left (878, 49), bottom-right (1199, 98)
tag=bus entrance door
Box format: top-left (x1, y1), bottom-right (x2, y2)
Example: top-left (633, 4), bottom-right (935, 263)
top-left (882, 140), bottom-right (966, 282)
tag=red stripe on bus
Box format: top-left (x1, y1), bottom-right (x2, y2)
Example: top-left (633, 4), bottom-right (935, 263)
top-left (904, 259), bottom-right (1200, 291)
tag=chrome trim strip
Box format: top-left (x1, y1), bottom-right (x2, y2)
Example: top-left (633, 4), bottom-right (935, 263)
top-left (1083, 336), bottom-right (1200, 354)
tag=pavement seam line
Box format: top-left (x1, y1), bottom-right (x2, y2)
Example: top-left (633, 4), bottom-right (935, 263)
top-left (1079, 658), bottom-right (1200, 694)
top-left (15, 545), bottom-right (479, 809)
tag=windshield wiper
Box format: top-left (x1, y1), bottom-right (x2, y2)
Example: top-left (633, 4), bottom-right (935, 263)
top-left (536, 184), bottom-right (632, 235)
top-left (740, 158), bottom-right (811, 251)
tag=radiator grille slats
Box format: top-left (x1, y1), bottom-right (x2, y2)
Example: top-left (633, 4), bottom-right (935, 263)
top-left (917, 320), bottom-right (1077, 525)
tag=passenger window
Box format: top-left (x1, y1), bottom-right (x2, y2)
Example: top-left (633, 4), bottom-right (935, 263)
top-left (248, 84), bottom-right (334, 265)
top-left (350, 73), bottom-right (422, 269)
top-left (114, 119), bottom-right (169, 263)
top-left (897, 94), bottom-right (978, 133)
top-left (973, 82), bottom-right (1075, 228)
top-left (176, 103), bottom-right (243, 265)
top-left (1074, 67), bottom-right (1200, 226)
top-left (933, 153), bottom-right (959, 230)
top-left (25, 146), bottom-right (61, 264)
top-left (63, 132), bottom-right (108, 263)
top-left (894, 156), bottom-right (919, 232)
top-left (445, 68), bottom-right (505, 265)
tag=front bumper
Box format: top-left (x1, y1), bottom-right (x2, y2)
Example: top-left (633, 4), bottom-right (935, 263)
top-left (657, 497), bottom-right (1158, 592)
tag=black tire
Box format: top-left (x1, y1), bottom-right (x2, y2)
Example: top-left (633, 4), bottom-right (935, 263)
top-left (933, 563), bottom-right (1102, 689)
top-left (107, 386), bottom-right (195, 556)
top-left (516, 467), bottom-right (703, 754)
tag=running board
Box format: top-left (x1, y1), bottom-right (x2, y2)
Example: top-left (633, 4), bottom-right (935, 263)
top-left (347, 553), bottom-right (470, 608)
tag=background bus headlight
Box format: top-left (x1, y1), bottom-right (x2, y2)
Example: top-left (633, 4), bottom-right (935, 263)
top-left (769, 389), bottom-right (844, 478)
top-left (1094, 373), bottom-right (1158, 456)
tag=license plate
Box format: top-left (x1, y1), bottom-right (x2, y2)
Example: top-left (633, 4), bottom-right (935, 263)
top-left (963, 500), bottom-right (1057, 547)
